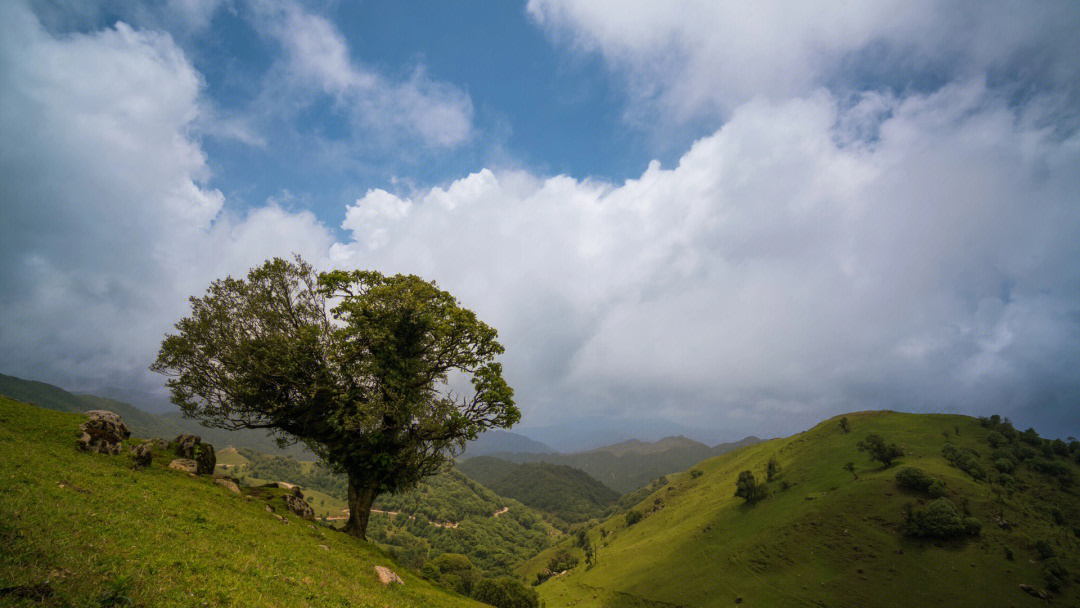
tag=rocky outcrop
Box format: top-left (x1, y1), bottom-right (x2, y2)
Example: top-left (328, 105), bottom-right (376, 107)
top-left (152, 438), bottom-right (169, 450)
top-left (130, 442), bottom-right (152, 469)
top-left (168, 459), bottom-right (199, 474)
top-left (284, 494), bottom-right (315, 520)
top-left (374, 566), bottom-right (403, 586)
top-left (77, 410), bottom-right (130, 455)
top-left (171, 434), bottom-right (215, 474)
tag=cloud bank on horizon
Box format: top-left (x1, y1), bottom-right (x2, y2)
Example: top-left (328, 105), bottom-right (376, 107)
top-left (1, 0), bottom-right (1078, 437)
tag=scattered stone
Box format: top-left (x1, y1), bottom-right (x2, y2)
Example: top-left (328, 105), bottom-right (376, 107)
top-left (374, 566), bottom-right (403, 586)
top-left (168, 459), bottom-right (198, 474)
top-left (318, 545), bottom-right (330, 551)
top-left (734, 597), bottom-right (742, 604)
top-left (77, 410), bottom-right (130, 455)
top-left (214, 478), bottom-right (241, 494)
top-left (130, 442), bottom-right (152, 469)
top-left (284, 494), bottom-right (315, 520)
top-left (274, 514), bottom-right (290, 525)
top-left (265, 504), bottom-right (275, 513)
top-left (171, 434), bottom-right (215, 474)
top-left (152, 438), bottom-right (169, 450)
top-left (1019, 584), bottom-right (1049, 599)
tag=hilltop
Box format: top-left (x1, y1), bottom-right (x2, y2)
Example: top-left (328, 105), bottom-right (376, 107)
top-left (521, 411), bottom-right (1080, 607)
top-left (0, 397), bottom-right (485, 607)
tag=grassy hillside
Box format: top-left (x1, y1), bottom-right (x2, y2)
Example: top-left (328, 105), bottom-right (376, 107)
top-left (522, 411), bottom-right (1080, 607)
top-left (456, 457), bottom-right (620, 525)
top-left (0, 397), bottom-right (483, 607)
top-left (492, 436), bottom-right (761, 494)
top-left (0, 373), bottom-right (313, 458)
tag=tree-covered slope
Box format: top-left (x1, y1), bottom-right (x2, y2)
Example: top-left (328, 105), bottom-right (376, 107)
top-left (457, 457), bottom-right (620, 524)
top-left (521, 411), bottom-right (1080, 607)
top-left (228, 449), bottom-right (551, 576)
top-left (0, 397), bottom-right (482, 607)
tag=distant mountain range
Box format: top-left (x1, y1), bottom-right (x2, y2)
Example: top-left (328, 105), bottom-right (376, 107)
top-left (464, 429), bottom-right (555, 456)
top-left (475, 435), bottom-right (762, 494)
top-left (513, 415), bottom-right (735, 452)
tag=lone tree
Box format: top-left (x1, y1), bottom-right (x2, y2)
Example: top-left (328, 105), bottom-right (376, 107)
top-left (734, 470), bottom-right (767, 503)
top-left (766, 455), bottom-right (781, 482)
top-left (839, 417), bottom-right (850, 433)
top-left (844, 461), bottom-right (857, 479)
top-left (856, 433), bottom-right (904, 467)
top-left (151, 257), bottom-right (518, 539)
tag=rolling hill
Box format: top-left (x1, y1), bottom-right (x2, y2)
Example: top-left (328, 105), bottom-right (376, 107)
top-left (488, 435), bottom-right (761, 494)
top-left (457, 457), bottom-right (620, 525)
top-left (0, 396), bottom-right (483, 607)
top-left (520, 411), bottom-right (1080, 607)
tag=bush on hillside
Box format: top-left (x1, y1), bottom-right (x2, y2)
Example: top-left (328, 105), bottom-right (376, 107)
top-left (734, 470), bottom-right (768, 503)
top-left (986, 431), bottom-right (1007, 448)
top-left (857, 434), bottom-right (904, 467)
top-left (625, 509), bottom-right (643, 526)
top-left (994, 458), bottom-right (1015, 474)
top-left (896, 467), bottom-right (947, 498)
top-left (901, 498), bottom-right (981, 538)
top-left (1045, 557), bottom-right (1069, 592)
top-left (942, 445), bottom-right (987, 481)
top-left (766, 456), bottom-right (781, 482)
top-left (547, 550), bottom-right (578, 573)
top-left (690, 469), bottom-right (703, 479)
top-left (471, 576), bottom-right (539, 608)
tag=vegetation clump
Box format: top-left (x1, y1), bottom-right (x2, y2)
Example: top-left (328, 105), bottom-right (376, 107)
top-left (734, 470), bottom-right (767, 503)
top-left (900, 498), bottom-right (981, 538)
top-left (766, 455), bottom-right (781, 482)
top-left (857, 433), bottom-right (904, 467)
top-left (625, 509), bottom-right (644, 526)
top-left (471, 576), bottom-right (539, 608)
top-left (895, 467), bottom-right (946, 498)
top-left (942, 444), bottom-right (986, 481)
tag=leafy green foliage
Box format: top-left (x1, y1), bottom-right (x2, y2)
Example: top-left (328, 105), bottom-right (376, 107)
top-left (986, 431), bottom-right (1007, 448)
top-left (856, 433), bottom-right (904, 467)
top-left (895, 467), bottom-right (946, 498)
top-left (151, 257), bottom-right (518, 538)
top-left (941, 444), bottom-right (986, 480)
top-left (734, 470), bottom-right (767, 503)
top-left (624, 510), bottom-right (643, 526)
top-left (456, 457), bottom-right (619, 524)
top-left (766, 455), bottom-right (781, 482)
top-left (839, 417), bottom-right (850, 433)
top-left (900, 498), bottom-right (981, 538)
top-left (471, 576), bottom-right (538, 608)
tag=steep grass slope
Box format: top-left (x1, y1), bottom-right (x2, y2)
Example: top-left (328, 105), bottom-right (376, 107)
top-left (0, 397), bottom-right (482, 607)
top-left (521, 411), bottom-right (1080, 607)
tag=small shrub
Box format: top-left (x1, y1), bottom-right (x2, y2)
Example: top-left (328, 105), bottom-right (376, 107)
top-left (943, 445), bottom-right (986, 480)
top-left (839, 417), bottom-right (850, 433)
top-left (1004, 545), bottom-right (1014, 561)
top-left (766, 456), bottom-right (781, 482)
top-left (986, 431), bottom-right (1007, 448)
top-left (690, 469), bottom-right (703, 479)
top-left (1050, 506), bottom-right (1067, 526)
top-left (895, 467), bottom-right (935, 491)
top-left (1045, 557), bottom-right (1068, 592)
top-left (998, 473), bottom-right (1014, 487)
top-left (734, 470), bottom-right (767, 503)
top-left (625, 510), bottom-right (643, 526)
top-left (844, 461), bottom-right (857, 479)
top-left (547, 550), bottom-right (578, 572)
top-left (100, 573), bottom-right (135, 607)
top-left (1034, 540), bottom-right (1056, 560)
top-left (927, 480), bottom-right (947, 498)
top-left (857, 434), bottom-right (904, 467)
top-left (901, 498), bottom-right (981, 538)
top-left (994, 458), bottom-right (1014, 474)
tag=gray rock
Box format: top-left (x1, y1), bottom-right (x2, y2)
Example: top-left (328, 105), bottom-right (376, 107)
top-left (168, 459), bottom-right (199, 474)
top-left (152, 438), bottom-right (169, 450)
top-left (171, 434), bottom-right (215, 474)
top-left (77, 410), bottom-right (130, 455)
top-left (130, 442), bottom-right (152, 469)
top-left (214, 478), bottom-right (241, 494)
top-left (284, 494), bottom-right (315, 520)
top-left (374, 566), bottom-right (403, 586)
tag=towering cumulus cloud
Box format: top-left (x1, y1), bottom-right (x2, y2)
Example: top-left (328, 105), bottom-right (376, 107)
top-left (0, 2), bottom-right (333, 389)
top-left (331, 86), bottom-right (1080, 432)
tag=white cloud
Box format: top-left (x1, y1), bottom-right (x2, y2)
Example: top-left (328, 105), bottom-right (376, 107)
top-left (527, 0), bottom-right (1080, 127)
top-left (0, 2), bottom-right (333, 390)
top-left (330, 84), bottom-right (1080, 433)
top-left (249, 0), bottom-right (474, 149)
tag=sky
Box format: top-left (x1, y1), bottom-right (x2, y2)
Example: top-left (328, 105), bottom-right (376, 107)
top-left (1, 0), bottom-right (1079, 440)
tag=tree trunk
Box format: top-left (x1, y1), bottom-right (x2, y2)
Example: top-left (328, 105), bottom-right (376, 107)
top-left (343, 473), bottom-right (377, 539)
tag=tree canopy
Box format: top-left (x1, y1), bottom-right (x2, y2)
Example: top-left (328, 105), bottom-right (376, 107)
top-left (151, 257), bottom-right (518, 538)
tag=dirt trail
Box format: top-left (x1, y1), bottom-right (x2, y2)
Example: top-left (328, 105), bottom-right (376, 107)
top-left (492, 507), bottom-right (509, 518)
